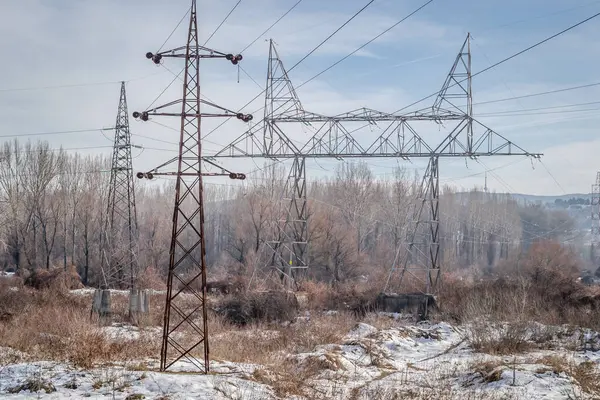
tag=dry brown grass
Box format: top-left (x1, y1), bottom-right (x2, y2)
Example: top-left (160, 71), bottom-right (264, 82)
top-left (438, 273), bottom-right (600, 331)
top-left (0, 286), bottom-right (160, 369)
top-left (21, 265), bottom-right (83, 291)
top-left (465, 321), bottom-right (535, 355)
top-left (214, 290), bottom-right (299, 326)
top-left (533, 355), bottom-right (600, 395)
top-left (299, 279), bottom-right (379, 314)
top-left (209, 312), bottom-right (356, 365)
top-left (469, 359), bottom-right (506, 383)
top-left (136, 266), bottom-right (165, 290)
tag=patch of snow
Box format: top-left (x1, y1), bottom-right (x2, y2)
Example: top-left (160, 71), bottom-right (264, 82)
top-left (344, 323), bottom-right (378, 340)
top-left (100, 323), bottom-right (161, 341)
top-left (69, 288), bottom-right (167, 296)
top-left (0, 360), bottom-right (274, 399)
top-left (1, 320), bottom-right (599, 399)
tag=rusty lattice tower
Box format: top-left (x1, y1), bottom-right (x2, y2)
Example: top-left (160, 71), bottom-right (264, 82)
top-left (133, 0), bottom-right (249, 373)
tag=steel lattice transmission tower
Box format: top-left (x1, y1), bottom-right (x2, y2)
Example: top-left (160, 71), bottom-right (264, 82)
top-left (263, 41), bottom-right (308, 287)
top-left (389, 34), bottom-right (474, 296)
top-left (211, 34), bottom-right (541, 302)
top-left (101, 81), bottom-right (139, 289)
top-left (592, 171), bottom-right (600, 274)
top-left (132, 0), bottom-right (249, 373)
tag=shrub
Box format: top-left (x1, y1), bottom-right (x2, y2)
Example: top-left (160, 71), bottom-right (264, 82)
top-left (24, 265), bottom-right (83, 291)
top-left (215, 290), bottom-right (299, 326)
top-left (136, 266), bottom-right (165, 290)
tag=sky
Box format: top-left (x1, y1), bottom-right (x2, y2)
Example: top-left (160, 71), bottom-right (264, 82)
top-left (1, 0), bottom-right (600, 196)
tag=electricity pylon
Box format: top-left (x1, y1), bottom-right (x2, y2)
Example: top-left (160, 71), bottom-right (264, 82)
top-left (132, 0), bottom-right (249, 373)
top-left (263, 40), bottom-right (308, 287)
top-left (592, 172), bottom-right (600, 275)
top-left (210, 34), bottom-right (542, 298)
top-left (101, 81), bottom-right (138, 289)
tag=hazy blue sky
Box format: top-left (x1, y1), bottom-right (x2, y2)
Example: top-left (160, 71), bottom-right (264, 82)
top-left (1, 0), bottom-right (599, 195)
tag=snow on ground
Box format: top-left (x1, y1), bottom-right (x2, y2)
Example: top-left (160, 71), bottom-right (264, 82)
top-left (0, 360), bottom-right (273, 399)
top-left (1, 318), bottom-right (599, 399)
top-left (70, 288), bottom-right (167, 296)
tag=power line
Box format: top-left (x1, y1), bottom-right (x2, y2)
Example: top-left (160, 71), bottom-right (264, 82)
top-left (476, 100), bottom-right (600, 115)
top-left (239, 65), bottom-right (263, 89)
top-left (0, 71), bottom-right (166, 93)
top-left (296, 0), bottom-right (435, 89)
top-left (320, 2), bottom-right (600, 87)
top-left (394, 11), bottom-right (600, 113)
top-left (474, 81), bottom-right (600, 106)
top-left (287, 0), bottom-right (376, 74)
top-left (239, 0), bottom-right (304, 54)
top-left (0, 128), bottom-right (113, 139)
top-left (145, 66), bottom-right (184, 110)
top-left (479, 106), bottom-right (600, 118)
top-left (203, 0), bottom-right (242, 46)
top-left (478, 0), bottom-right (600, 34)
top-left (0, 145), bottom-right (114, 154)
top-left (0, 81), bottom-right (121, 93)
top-left (539, 159), bottom-right (567, 194)
top-left (202, 0), bottom-right (377, 140)
top-left (157, 7), bottom-right (191, 53)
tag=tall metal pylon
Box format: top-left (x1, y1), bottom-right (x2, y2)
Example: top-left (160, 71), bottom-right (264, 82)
top-left (592, 171), bottom-right (600, 274)
top-left (210, 33), bottom-right (541, 303)
top-left (387, 34), bottom-right (474, 300)
top-left (263, 40), bottom-right (308, 287)
top-left (101, 81), bottom-right (138, 289)
top-left (132, 0), bottom-right (249, 373)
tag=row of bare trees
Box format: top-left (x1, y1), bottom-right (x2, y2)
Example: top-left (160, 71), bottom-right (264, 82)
top-left (0, 140), bottom-right (578, 287)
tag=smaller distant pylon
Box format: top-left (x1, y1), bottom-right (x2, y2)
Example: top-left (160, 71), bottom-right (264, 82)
top-left (592, 171), bottom-right (600, 275)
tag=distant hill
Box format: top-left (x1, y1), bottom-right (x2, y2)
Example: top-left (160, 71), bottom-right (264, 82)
top-left (452, 191), bottom-right (593, 205)
top-left (451, 191), bottom-right (594, 232)
top-left (508, 193), bottom-right (593, 205)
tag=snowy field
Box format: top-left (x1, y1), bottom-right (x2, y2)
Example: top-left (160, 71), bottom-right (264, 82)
top-left (1, 316), bottom-right (599, 399)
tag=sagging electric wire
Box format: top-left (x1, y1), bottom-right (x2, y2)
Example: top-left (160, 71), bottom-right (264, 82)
top-left (203, 0), bottom-right (242, 46)
top-left (239, 0), bottom-right (304, 54)
top-left (156, 7), bottom-right (191, 53)
top-left (202, 0), bottom-right (378, 141)
top-left (393, 11), bottom-right (600, 114)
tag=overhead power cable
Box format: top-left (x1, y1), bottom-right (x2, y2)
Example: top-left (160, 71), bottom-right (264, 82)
top-left (203, 0), bottom-right (242, 46)
top-left (478, 106), bottom-right (600, 118)
top-left (296, 0), bottom-right (435, 89)
top-left (203, 0), bottom-right (426, 141)
top-left (0, 128), bottom-right (114, 139)
top-left (477, 100), bottom-right (600, 115)
top-left (239, 0), bottom-right (304, 54)
top-left (157, 7), bottom-right (191, 53)
top-left (0, 71), bottom-right (166, 93)
top-left (394, 11), bottom-right (600, 113)
top-left (286, 0), bottom-right (376, 73)
top-left (474, 81), bottom-right (600, 106)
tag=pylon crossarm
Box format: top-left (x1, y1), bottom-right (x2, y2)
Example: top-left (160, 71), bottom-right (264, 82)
top-left (132, 99), bottom-right (253, 122)
top-left (274, 108), bottom-right (465, 123)
top-left (145, 46), bottom-right (242, 63)
top-left (135, 155), bottom-right (247, 180)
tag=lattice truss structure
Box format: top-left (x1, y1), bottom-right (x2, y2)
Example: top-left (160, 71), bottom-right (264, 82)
top-left (101, 82), bottom-right (139, 289)
top-left (210, 34), bottom-right (542, 294)
top-left (132, 0), bottom-right (247, 373)
top-left (592, 172), bottom-right (600, 272)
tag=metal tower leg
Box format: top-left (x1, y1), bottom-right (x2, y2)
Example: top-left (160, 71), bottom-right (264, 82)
top-left (426, 156), bottom-right (441, 292)
top-left (283, 156), bottom-right (309, 287)
top-left (384, 156), bottom-right (440, 300)
top-left (102, 81), bottom-right (138, 290)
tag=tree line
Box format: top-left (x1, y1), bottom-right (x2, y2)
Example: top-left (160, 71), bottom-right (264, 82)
top-left (0, 140), bottom-right (579, 287)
